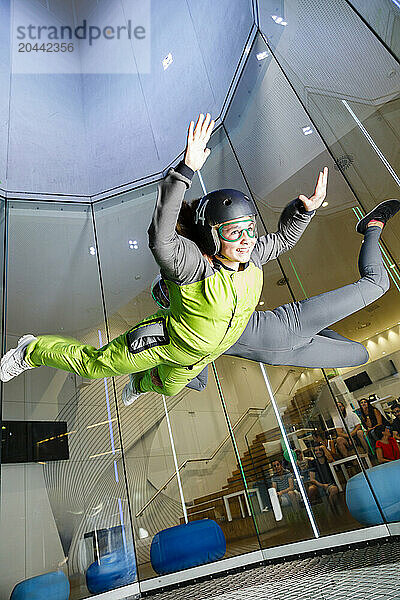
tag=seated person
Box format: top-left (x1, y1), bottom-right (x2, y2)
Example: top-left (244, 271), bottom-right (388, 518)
top-left (294, 449), bottom-right (319, 501)
top-left (358, 397), bottom-right (384, 444)
top-left (333, 401), bottom-right (369, 457)
top-left (271, 458), bottom-right (300, 510)
top-left (311, 429), bottom-right (338, 458)
top-left (308, 445), bottom-right (339, 509)
top-left (375, 424), bottom-right (400, 463)
top-left (390, 402), bottom-right (400, 442)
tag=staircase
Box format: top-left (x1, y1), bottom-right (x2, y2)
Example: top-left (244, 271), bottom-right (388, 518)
top-left (183, 379), bottom-right (324, 531)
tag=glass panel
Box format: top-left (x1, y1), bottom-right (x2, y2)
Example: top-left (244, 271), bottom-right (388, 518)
top-left (216, 354), bottom-right (317, 546)
top-left (222, 28), bottom-right (392, 544)
top-left (130, 374), bottom-right (260, 580)
top-left (257, 0), bottom-right (400, 530)
top-left (347, 0), bottom-right (400, 60)
top-left (0, 202), bottom-right (136, 599)
top-left (93, 178), bottom-right (261, 581)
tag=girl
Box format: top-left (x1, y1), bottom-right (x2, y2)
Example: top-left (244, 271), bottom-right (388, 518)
top-left (1, 114), bottom-right (399, 407)
top-left (359, 397), bottom-right (385, 443)
top-left (375, 425), bottom-right (400, 463)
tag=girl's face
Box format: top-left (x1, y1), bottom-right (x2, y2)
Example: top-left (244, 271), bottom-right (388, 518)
top-left (360, 399), bottom-right (368, 411)
top-left (218, 217), bottom-right (257, 263)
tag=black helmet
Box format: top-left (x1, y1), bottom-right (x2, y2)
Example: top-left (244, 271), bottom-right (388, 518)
top-left (151, 274), bottom-right (170, 309)
top-left (194, 189), bottom-right (257, 255)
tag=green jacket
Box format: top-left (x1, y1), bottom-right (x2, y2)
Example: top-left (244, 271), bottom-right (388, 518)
top-left (147, 165), bottom-right (314, 369)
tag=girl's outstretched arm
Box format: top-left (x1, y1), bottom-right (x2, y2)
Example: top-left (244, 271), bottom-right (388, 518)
top-left (148, 114), bottom-right (214, 283)
top-left (255, 167), bottom-right (328, 265)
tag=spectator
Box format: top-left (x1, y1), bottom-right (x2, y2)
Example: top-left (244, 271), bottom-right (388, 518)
top-left (375, 425), bottom-right (400, 463)
top-left (390, 402), bottom-right (400, 441)
top-left (333, 401), bottom-right (369, 457)
top-left (295, 449), bottom-right (319, 503)
top-left (358, 397), bottom-right (383, 443)
top-left (271, 459), bottom-right (300, 510)
top-left (309, 445), bottom-right (339, 510)
top-left (311, 429), bottom-right (338, 458)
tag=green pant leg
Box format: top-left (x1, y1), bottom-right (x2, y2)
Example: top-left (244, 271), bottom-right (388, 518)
top-left (24, 333), bottom-right (166, 379)
top-left (136, 363), bottom-right (208, 396)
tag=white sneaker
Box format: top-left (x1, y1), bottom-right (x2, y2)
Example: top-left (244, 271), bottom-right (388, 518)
top-left (0, 334), bottom-right (37, 382)
top-left (122, 375), bottom-right (144, 407)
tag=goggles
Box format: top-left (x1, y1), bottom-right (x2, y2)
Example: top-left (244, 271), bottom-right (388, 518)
top-left (217, 218), bottom-right (257, 242)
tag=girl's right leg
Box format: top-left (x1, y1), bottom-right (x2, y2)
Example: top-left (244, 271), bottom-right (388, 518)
top-left (24, 333), bottom-right (156, 378)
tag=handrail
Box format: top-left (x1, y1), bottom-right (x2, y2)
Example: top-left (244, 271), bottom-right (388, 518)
top-left (135, 406), bottom-right (264, 517)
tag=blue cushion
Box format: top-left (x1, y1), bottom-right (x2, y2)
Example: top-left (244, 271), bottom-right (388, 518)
top-left (346, 460), bottom-right (400, 525)
top-left (10, 570), bottom-right (69, 600)
top-left (86, 551), bottom-right (136, 595)
top-left (150, 519), bottom-right (226, 575)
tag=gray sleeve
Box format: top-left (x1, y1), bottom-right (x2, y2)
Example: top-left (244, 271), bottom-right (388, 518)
top-left (255, 199), bottom-right (315, 265)
top-left (148, 168), bottom-right (211, 284)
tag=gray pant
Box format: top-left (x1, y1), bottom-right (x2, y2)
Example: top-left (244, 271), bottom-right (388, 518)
top-left (225, 226), bottom-right (388, 368)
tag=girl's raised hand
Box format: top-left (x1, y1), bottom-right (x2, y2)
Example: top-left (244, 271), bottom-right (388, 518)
top-left (184, 113), bottom-right (215, 172)
top-left (299, 166), bottom-right (328, 212)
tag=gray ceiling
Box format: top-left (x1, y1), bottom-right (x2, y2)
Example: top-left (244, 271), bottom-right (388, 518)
top-left (0, 0), bottom-right (254, 198)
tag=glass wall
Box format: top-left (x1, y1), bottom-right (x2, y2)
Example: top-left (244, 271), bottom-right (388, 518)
top-left (0, 202), bottom-right (137, 599)
top-left (347, 0), bottom-right (400, 60)
top-left (223, 6), bottom-right (400, 552)
top-left (1, 1), bottom-right (400, 597)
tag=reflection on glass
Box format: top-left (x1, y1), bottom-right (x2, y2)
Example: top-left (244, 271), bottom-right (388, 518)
top-left (347, 0), bottom-right (400, 60)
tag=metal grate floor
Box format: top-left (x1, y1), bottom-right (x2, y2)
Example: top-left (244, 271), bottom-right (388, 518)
top-left (144, 539), bottom-right (400, 600)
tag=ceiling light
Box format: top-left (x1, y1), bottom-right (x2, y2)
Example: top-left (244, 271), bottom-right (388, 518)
top-left (162, 53), bottom-right (173, 70)
top-left (129, 239), bottom-right (138, 250)
top-left (259, 300), bottom-right (265, 306)
top-left (382, 351), bottom-right (386, 354)
top-left (256, 51), bottom-right (268, 61)
top-left (302, 126), bottom-right (313, 135)
top-left (322, 201), bottom-right (329, 207)
top-left (272, 15), bottom-right (287, 26)
top-left (89, 246), bottom-right (96, 256)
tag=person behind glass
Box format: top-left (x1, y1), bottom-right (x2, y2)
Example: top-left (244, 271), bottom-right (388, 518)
top-left (271, 458), bottom-right (300, 510)
top-left (311, 428), bottom-right (339, 459)
top-left (308, 445), bottom-right (339, 510)
top-left (1, 113), bottom-right (400, 404)
top-left (333, 401), bottom-right (370, 457)
top-left (390, 402), bottom-right (400, 442)
top-left (374, 425), bottom-right (400, 463)
top-left (294, 449), bottom-right (318, 501)
top-left (358, 397), bottom-right (383, 443)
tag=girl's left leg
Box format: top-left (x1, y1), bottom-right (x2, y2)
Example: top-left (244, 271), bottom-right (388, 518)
top-left (225, 325), bottom-right (369, 368)
top-left (226, 226), bottom-right (389, 369)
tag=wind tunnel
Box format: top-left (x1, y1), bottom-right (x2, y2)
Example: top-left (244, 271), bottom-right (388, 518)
top-left (1, 0), bottom-right (400, 598)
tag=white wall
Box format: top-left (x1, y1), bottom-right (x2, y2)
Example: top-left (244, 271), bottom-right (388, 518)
top-left (0, 464), bottom-right (66, 600)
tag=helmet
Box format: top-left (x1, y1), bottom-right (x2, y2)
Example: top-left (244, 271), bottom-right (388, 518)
top-left (194, 189), bottom-right (257, 255)
top-left (151, 274), bottom-right (170, 309)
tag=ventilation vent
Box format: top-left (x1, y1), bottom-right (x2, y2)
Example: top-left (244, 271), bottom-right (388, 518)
top-left (334, 154), bottom-right (354, 171)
